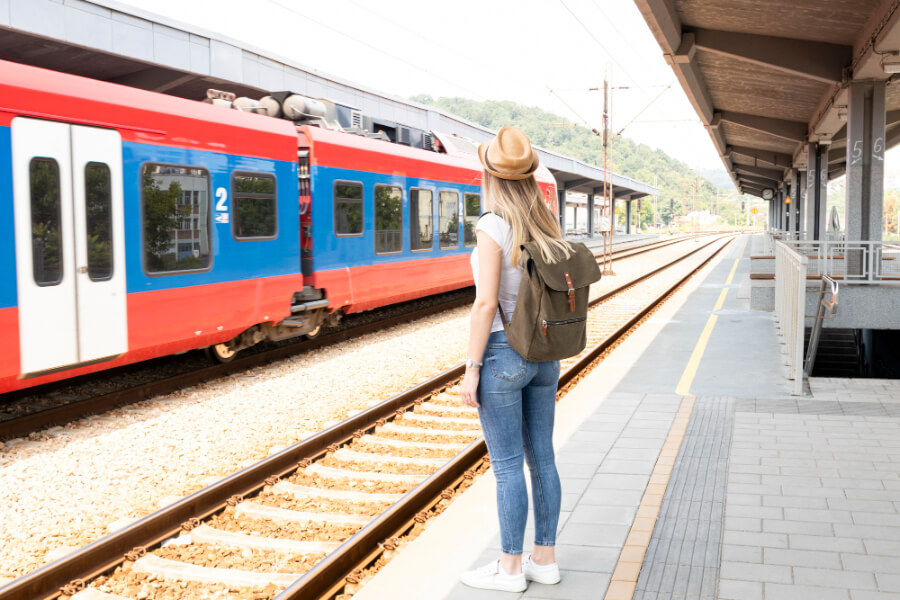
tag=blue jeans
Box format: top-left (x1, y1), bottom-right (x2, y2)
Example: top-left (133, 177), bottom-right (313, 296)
top-left (477, 330), bottom-right (562, 555)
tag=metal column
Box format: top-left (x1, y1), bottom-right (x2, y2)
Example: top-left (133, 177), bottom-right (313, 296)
top-left (845, 80), bottom-right (886, 242)
top-left (625, 199), bottom-right (632, 234)
top-left (557, 188), bottom-right (566, 234)
top-left (587, 193), bottom-right (595, 238)
top-left (797, 170), bottom-right (807, 239)
top-left (790, 169), bottom-right (802, 236)
top-left (805, 142), bottom-right (828, 240)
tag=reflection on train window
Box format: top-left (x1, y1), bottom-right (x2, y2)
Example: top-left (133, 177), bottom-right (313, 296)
top-left (334, 181), bottom-right (363, 236)
top-left (464, 193), bottom-right (480, 247)
top-left (375, 185), bottom-right (403, 254)
top-left (233, 172), bottom-right (277, 239)
top-left (30, 158), bottom-right (62, 286)
top-left (439, 190), bottom-right (459, 249)
top-left (410, 188), bottom-right (433, 251)
top-left (85, 162), bottom-right (113, 281)
top-left (141, 164), bottom-right (211, 273)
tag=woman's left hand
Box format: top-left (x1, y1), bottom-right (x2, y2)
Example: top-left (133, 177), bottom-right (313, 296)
top-left (460, 368), bottom-right (480, 407)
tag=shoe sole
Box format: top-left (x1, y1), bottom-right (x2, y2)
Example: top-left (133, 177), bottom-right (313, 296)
top-left (460, 579), bottom-right (527, 592)
top-left (525, 572), bottom-right (561, 585)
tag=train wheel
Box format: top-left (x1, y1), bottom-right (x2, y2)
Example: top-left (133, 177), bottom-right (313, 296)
top-left (303, 324), bottom-right (322, 340)
top-left (207, 342), bottom-right (238, 363)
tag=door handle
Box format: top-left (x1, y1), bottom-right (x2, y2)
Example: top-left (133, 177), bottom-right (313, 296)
top-left (78, 266), bottom-right (87, 274)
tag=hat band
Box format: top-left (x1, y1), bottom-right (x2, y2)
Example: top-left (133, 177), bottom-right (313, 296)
top-left (484, 142), bottom-right (530, 176)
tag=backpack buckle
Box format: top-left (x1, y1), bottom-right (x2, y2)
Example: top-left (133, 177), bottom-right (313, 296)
top-left (564, 272), bottom-right (575, 311)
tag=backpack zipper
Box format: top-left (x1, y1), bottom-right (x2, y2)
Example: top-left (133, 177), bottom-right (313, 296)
top-left (541, 317), bottom-right (586, 336)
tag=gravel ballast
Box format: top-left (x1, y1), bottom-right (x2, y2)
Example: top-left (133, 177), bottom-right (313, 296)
top-left (0, 239), bottom-right (701, 580)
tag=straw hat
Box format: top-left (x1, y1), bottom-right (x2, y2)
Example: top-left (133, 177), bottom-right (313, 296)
top-left (478, 126), bottom-right (539, 180)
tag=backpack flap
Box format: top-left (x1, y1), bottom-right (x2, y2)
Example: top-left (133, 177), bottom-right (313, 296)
top-left (522, 241), bottom-right (602, 292)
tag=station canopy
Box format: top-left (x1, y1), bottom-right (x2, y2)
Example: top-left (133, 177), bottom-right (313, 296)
top-left (635, 0), bottom-right (900, 197)
top-left (0, 1), bottom-right (655, 201)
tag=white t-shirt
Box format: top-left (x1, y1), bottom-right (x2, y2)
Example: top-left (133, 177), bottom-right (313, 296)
top-left (470, 213), bottom-right (522, 333)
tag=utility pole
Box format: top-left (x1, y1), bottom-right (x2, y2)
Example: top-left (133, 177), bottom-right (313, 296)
top-left (599, 74), bottom-right (614, 275)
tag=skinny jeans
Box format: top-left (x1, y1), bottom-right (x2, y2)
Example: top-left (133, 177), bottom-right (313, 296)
top-left (477, 330), bottom-right (562, 555)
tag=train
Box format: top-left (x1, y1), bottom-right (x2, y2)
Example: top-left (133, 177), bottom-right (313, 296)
top-left (0, 59), bottom-right (558, 394)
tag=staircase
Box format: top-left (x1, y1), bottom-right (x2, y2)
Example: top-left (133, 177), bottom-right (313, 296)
top-left (805, 328), bottom-right (860, 377)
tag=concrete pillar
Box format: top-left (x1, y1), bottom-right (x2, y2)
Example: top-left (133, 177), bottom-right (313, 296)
top-left (557, 188), bottom-right (566, 234)
top-left (779, 189), bottom-right (787, 231)
top-left (789, 170), bottom-right (801, 236)
top-left (797, 170), bottom-right (807, 239)
top-left (805, 142), bottom-right (828, 240)
top-left (768, 200), bottom-right (774, 230)
top-left (625, 199), bottom-right (632, 234)
top-left (845, 80), bottom-right (886, 242)
top-left (587, 194), bottom-right (595, 238)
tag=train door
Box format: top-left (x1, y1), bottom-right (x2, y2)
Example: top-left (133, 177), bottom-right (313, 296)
top-left (11, 118), bottom-right (128, 375)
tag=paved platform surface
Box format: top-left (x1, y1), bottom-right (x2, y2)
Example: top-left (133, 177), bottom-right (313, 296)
top-left (354, 234), bottom-right (900, 600)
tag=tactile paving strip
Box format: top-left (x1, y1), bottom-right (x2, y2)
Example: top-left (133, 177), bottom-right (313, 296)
top-left (632, 396), bottom-right (735, 600)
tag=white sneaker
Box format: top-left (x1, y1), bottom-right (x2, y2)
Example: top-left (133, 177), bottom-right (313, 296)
top-left (460, 559), bottom-right (527, 592)
top-left (522, 554), bottom-right (561, 584)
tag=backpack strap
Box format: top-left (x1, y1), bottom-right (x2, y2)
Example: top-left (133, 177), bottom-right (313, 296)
top-left (565, 272), bottom-right (575, 311)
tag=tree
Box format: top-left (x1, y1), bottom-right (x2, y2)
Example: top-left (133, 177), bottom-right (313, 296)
top-left (142, 171), bottom-right (183, 270)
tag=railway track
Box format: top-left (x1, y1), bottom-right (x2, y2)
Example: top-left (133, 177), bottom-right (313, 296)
top-left (0, 233), bottom-right (713, 442)
top-left (0, 233), bottom-right (736, 600)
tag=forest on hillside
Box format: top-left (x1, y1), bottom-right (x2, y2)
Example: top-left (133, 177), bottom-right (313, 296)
top-left (411, 95), bottom-right (757, 229)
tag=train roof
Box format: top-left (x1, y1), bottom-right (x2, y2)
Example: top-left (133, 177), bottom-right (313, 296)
top-left (300, 125), bottom-right (556, 188)
top-left (0, 59), bottom-right (297, 162)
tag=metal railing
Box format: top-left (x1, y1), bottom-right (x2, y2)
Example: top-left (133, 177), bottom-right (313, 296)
top-left (784, 240), bottom-right (900, 284)
top-left (774, 240), bottom-right (808, 395)
top-left (804, 275), bottom-right (839, 377)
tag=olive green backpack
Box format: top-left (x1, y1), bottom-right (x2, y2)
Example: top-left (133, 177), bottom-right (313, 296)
top-left (498, 241), bottom-right (602, 362)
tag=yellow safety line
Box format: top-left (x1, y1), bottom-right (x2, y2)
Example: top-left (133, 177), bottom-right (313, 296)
top-left (603, 236), bottom-right (748, 600)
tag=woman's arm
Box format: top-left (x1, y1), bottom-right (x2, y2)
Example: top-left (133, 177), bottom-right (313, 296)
top-left (460, 229), bottom-right (503, 407)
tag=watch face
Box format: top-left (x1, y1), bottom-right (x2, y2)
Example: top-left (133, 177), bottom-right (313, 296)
top-left (762, 188), bottom-right (774, 200)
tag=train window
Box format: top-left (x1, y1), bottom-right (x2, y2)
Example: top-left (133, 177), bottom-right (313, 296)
top-left (410, 188), bottom-right (433, 251)
top-left (141, 164), bottom-right (211, 274)
top-left (439, 190), bottom-right (459, 249)
top-left (84, 162), bottom-right (113, 281)
top-left (232, 172), bottom-right (277, 239)
top-left (334, 181), bottom-right (363, 236)
top-left (464, 193), bottom-right (480, 247)
top-left (29, 158), bottom-right (63, 286)
top-left (375, 185), bottom-right (403, 254)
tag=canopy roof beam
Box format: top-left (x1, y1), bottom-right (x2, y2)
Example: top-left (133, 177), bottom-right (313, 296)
top-left (727, 145), bottom-right (793, 168)
top-left (691, 28), bottom-right (850, 85)
top-left (719, 111), bottom-right (808, 143)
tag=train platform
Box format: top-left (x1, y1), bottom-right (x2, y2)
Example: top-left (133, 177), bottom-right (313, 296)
top-left (355, 233), bottom-right (900, 600)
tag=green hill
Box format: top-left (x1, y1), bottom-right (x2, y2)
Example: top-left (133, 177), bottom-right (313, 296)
top-left (411, 95), bottom-right (749, 228)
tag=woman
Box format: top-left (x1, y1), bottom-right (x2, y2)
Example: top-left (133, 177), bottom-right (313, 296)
top-left (459, 126), bottom-right (571, 592)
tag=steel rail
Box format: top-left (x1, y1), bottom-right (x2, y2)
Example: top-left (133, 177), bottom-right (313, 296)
top-left (0, 233), bottom-right (705, 441)
top-left (0, 233), bottom-right (735, 600)
top-left (275, 235), bottom-right (736, 599)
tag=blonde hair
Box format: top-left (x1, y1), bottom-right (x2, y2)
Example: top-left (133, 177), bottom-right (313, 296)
top-left (483, 171), bottom-right (572, 267)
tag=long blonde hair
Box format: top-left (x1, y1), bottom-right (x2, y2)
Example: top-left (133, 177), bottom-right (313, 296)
top-left (483, 171), bottom-right (572, 267)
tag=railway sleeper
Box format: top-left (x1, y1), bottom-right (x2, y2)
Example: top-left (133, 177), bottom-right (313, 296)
top-left (358, 433), bottom-right (469, 451)
top-left (130, 553), bottom-right (301, 588)
top-left (332, 447), bottom-right (446, 467)
top-left (235, 500), bottom-right (372, 526)
top-left (271, 481), bottom-right (404, 503)
top-left (189, 523), bottom-right (341, 554)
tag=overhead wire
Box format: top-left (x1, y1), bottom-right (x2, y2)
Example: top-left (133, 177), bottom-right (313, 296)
top-left (557, 0), bottom-right (649, 98)
top-left (264, 0), bottom-right (488, 100)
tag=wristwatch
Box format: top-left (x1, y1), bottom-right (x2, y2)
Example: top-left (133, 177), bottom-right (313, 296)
top-left (465, 358), bottom-right (483, 369)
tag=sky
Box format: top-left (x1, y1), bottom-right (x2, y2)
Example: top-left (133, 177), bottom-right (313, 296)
top-left (113, 0), bottom-right (720, 170)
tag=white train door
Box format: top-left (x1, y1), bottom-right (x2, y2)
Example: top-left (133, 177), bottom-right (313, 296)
top-left (12, 118), bottom-right (128, 375)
